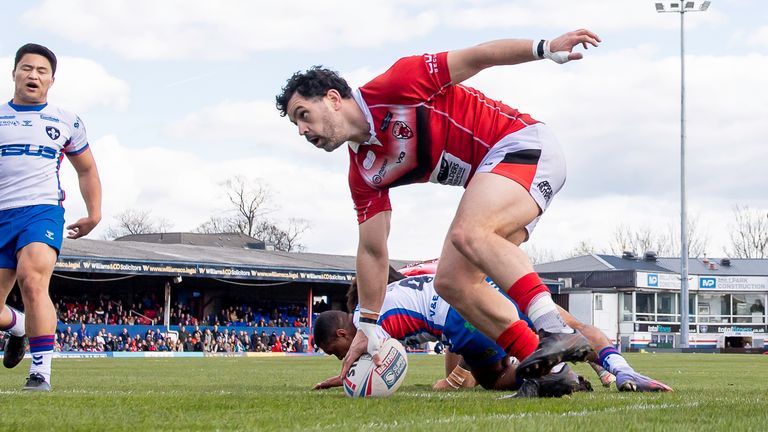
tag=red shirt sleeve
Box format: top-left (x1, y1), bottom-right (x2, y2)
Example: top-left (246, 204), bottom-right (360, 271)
top-left (360, 52), bottom-right (452, 105)
top-left (349, 150), bottom-right (391, 224)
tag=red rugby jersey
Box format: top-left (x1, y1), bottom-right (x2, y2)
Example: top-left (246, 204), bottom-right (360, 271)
top-left (348, 51), bottom-right (538, 223)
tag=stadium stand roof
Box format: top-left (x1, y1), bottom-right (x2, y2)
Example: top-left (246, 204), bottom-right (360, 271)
top-left (115, 232), bottom-right (268, 250)
top-left (58, 238), bottom-right (411, 283)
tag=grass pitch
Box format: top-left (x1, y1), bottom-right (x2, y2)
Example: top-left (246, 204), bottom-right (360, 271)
top-left (0, 353), bottom-right (766, 431)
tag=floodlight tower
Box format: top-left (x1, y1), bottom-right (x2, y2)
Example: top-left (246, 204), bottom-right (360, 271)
top-left (654, 1), bottom-right (710, 348)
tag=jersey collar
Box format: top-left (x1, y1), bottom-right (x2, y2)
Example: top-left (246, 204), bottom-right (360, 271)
top-left (7, 100), bottom-right (48, 112)
top-left (347, 89), bottom-right (382, 154)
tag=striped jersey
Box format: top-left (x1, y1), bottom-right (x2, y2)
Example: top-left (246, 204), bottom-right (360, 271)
top-left (348, 51), bottom-right (539, 223)
top-left (353, 274), bottom-right (450, 346)
top-left (0, 101), bottom-right (89, 211)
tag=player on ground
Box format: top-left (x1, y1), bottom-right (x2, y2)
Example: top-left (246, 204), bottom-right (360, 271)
top-left (0, 43), bottom-right (102, 391)
top-left (315, 264), bottom-right (672, 393)
top-left (277, 29), bottom-right (601, 380)
top-left (399, 260), bottom-right (672, 392)
top-left (314, 268), bottom-right (592, 397)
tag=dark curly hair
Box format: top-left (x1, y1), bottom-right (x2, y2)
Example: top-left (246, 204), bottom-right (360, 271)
top-left (275, 66), bottom-right (352, 117)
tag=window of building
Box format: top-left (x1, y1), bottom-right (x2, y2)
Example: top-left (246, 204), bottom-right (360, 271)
top-left (620, 293), bottom-right (633, 322)
top-left (594, 294), bottom-right (603, 311)
top-left (656, 292), bottom-right (676, 322)
top-left (636, 293), bottom-right (655, 321)
top-left (697, 293), bottom-right (731, 323)
top-left (732, 294), bottom-right (766, 323)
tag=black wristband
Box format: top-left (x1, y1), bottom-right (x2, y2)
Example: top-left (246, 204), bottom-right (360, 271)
top-left (536, 40), bottom-right (546, 59)
top-left (359, 317), bottom-right (378, 325)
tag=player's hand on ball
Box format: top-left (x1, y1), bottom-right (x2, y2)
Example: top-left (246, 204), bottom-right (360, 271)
top-left (340, 329), bottom-right (382, 379)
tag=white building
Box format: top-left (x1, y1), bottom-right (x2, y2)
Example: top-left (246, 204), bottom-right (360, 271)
top-left (536, 253), bottom-right (767, 351)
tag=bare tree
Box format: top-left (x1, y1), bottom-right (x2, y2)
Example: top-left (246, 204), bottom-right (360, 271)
top-left (225, 176), bottom-right (272, 238)
top-left (522, 244), bottom-right (557, 265)
top-left (194, 216), bottom-right (239, 234)
top-left (194, 176), bottom-right (310, 251)
top-left (609, 217), bottom-right (708, 258)
top-left (665, 216), bottom-right (709, 258)
top-left (567, 240), bottom-right (597, 258)
top-left (727, 205), bottom-right (768, 258)
top-left (104, 209), bottom-right (173, 239)
top-left (254, 218), bottom-right (309, 252)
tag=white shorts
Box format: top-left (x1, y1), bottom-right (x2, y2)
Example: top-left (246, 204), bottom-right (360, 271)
top-left (475, 123), bottom-right (566, 237)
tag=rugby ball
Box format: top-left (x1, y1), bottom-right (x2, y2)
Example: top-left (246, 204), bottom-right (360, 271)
top-left (343, 338), bottom-right (408, 398)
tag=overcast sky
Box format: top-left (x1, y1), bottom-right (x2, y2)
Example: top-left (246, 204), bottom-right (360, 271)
top-left (2, 0), bottom-right (766, 261)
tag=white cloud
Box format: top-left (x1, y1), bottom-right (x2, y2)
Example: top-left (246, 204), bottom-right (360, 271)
top-left (440, 0), bottom-right (723, 32)
top-left (746, 26), bottom-right (768, 47)
top-left (19, 0), bottom-right (727, 62)
top-left (21, 0), bottom-right (439, 60)
top-left (0, 56), bottom-right (130, 113)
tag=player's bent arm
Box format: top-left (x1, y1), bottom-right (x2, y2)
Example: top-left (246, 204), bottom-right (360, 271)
top-left (447, 29), bottom-right (601, 84)
top-left (356, 211), bottom-right (392, 314)
top-left (66, 148), bottom-right (102, 239)
top-left (313, 374), bottom-right (343, 390)
top-left (447, 40), bottom-right (538, 84)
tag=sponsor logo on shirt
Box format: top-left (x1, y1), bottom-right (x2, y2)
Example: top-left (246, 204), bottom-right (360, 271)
top-left (396, 151), bottom-right (406, 164)
top-left (363, 151), bottom-right (376, 170)
top-left (46, 126), bottom-right (61, 140)
top-left (391, 121), bottom-right (413, 140)
top-left (22, 120), bottom-right (33, 127)
top-left (379, 112), bottom-right (392, 131)
top-left (0, 120), bottom-right (20, 127)
top-left (40, 114), bottom-right (60, 123)
top-left (423, 53), bottom-right (439, 74)
top-left (0, 115), bottom-right (15, 119)
top-left (430, 152), bottom-right (470, 186)
top-left (372, 158), bottom-right (389, 185)
top-left (0, 144), bottom-right (58, 159)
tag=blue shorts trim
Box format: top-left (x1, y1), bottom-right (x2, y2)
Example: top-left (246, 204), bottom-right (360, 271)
top-left (0, 205), bottom-right (64, 269)
top-left (442, 293), bottom-right (535, 370)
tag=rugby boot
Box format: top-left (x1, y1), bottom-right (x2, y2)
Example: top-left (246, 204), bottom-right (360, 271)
top-left (22, 373), bottom-right (51, 392)
top-left (516, 330), bottom-right (593, 379)
top-left (2, 334), bottom-right (27, 369)
top-left (616, 370), bottom-right (673, 392)
top-left (514, 363), bottom-right (593, 398)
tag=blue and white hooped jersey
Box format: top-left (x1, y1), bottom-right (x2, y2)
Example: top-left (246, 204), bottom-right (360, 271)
top-left (0, 101), bottom-right (89, 211)
top-left (353, 275), bottom-right (451, 346)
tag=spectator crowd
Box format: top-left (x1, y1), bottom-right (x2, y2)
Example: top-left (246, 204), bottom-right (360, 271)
top-left (46, 324), bottom-right (310, 354)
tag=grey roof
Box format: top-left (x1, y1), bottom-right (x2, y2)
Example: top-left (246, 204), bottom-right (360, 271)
top-left (657, 257), bottom-right (768, 276)
top-left (534, 255), bottom-right (613, 273)
top-left (535, 253), bottom-right (768, 279)
top-left (534, 253), bottom-right (671, 274)
top-left (61, 238), bottom-right (409, 272)
top-left (115, 232), bottom-right (266, 250)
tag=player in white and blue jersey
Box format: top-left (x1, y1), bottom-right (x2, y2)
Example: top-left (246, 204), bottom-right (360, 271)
top-left (314, 263), bottom-right (673, 394)
top-left (0, 43), bottom-right (102, 391)
top-left (313, 266), bottom-right (593, 396)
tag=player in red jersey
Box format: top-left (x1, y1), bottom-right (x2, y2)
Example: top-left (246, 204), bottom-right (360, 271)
top-left (277, 29), bottom-right (601, 380)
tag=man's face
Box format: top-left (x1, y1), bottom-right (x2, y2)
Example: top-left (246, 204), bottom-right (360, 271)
top-left (286, 92), bottom-right (346, 152)
top-left (318, 329), bottom-right (354, 360)
top-left (12, 53), bottom-right (54, 105)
